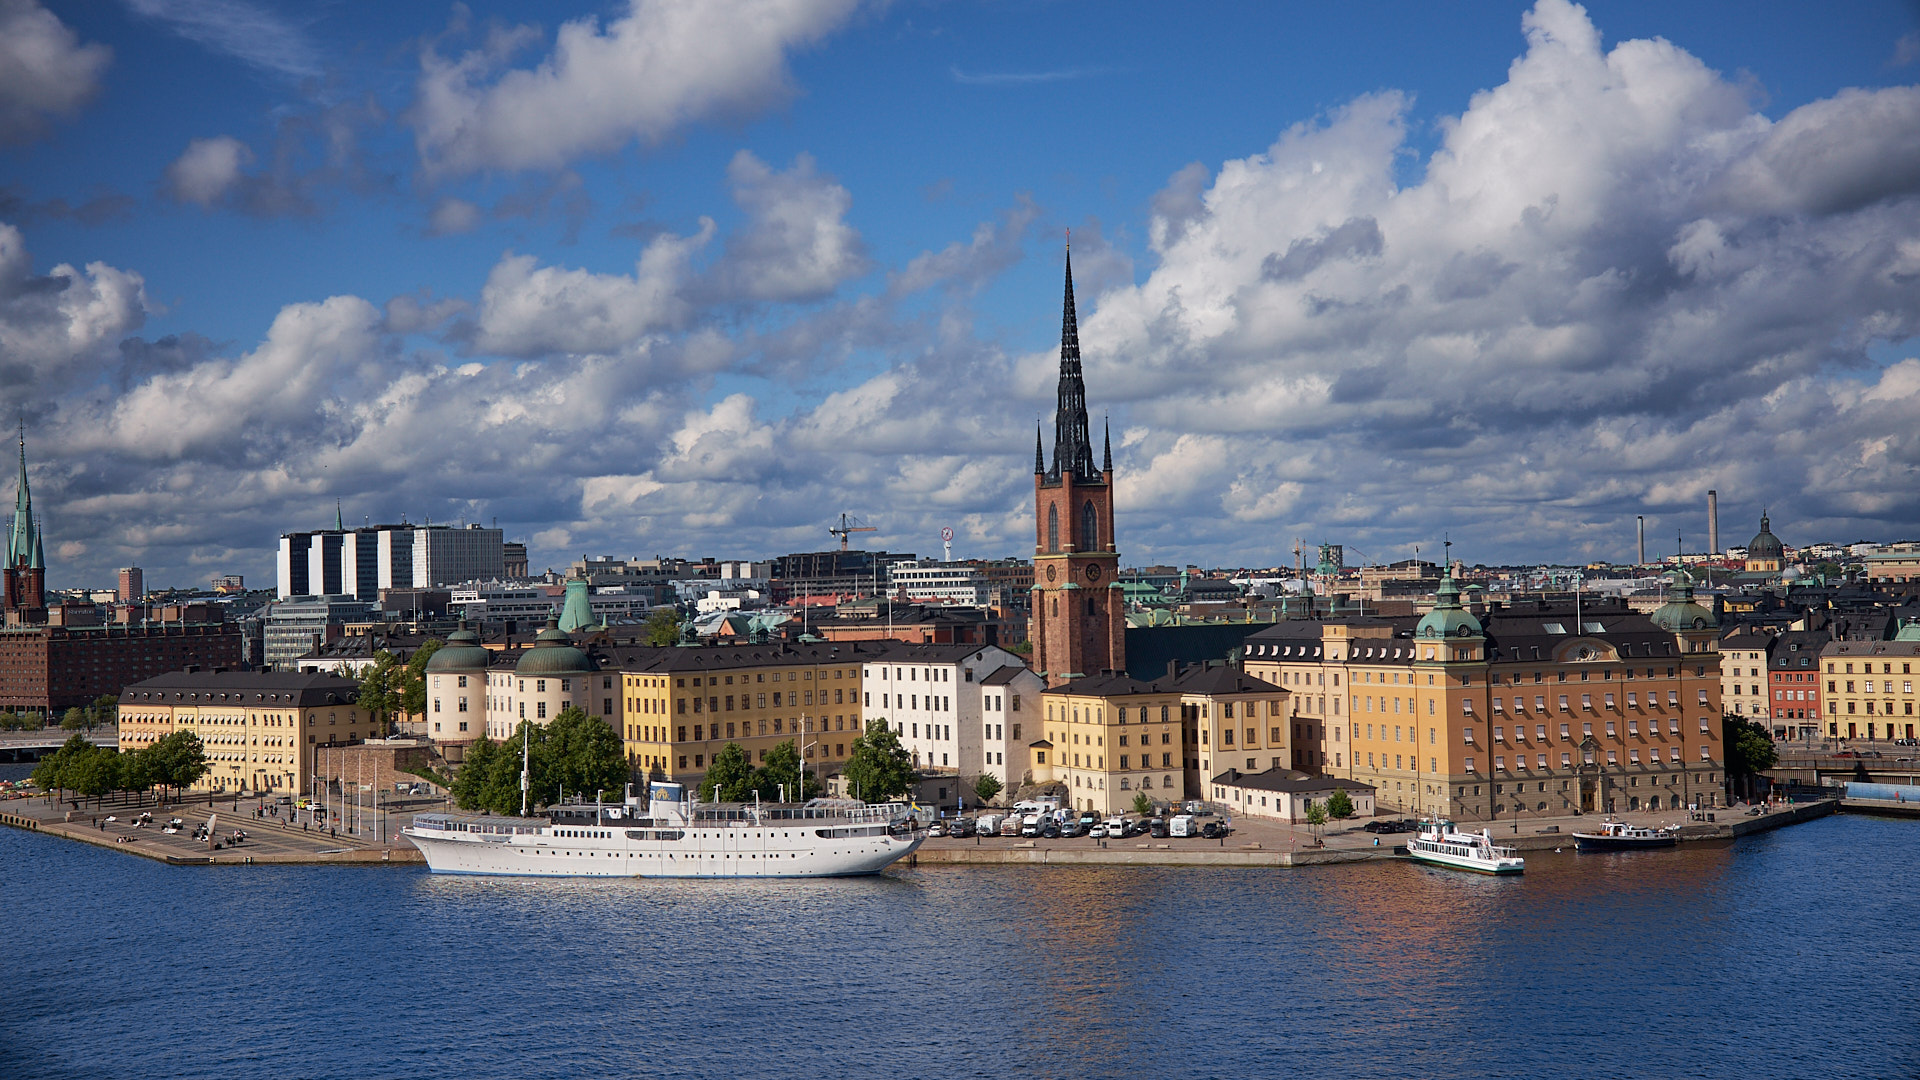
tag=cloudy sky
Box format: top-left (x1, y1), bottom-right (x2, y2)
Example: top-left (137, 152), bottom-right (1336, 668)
top-left (3, 0), bottom-right (1918, 588)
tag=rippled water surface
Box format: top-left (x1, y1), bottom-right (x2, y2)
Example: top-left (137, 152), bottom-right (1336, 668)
top-left (6, 814), bottom-right (1916, 1079)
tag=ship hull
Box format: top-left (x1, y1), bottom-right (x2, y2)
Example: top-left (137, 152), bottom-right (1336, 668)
top-left (403, 828), bottom-right (923, 879)
top-left (1406, 847), bottom-right (1524, 875)
top-left (1571, 833), bottom-right (1676, 852)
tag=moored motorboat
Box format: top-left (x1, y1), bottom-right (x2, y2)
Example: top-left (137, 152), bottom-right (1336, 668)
top-left (1405, 819), bottom-right (1524, 875)
top-left (1571, 819), bottom-right (1679, 851)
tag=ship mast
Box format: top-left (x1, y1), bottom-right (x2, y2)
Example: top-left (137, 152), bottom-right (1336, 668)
top-left (520, 721), bottom-right (531, 817)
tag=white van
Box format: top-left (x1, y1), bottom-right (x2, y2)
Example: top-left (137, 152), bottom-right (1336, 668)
top-left (1169, 814), bottom-right (1197, 838)
top-left (1019, 813), bottom-right (1046, 837)
top-left (976, 814), bottom-right (1003, 835)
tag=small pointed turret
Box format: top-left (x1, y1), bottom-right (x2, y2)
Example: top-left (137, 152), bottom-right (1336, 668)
top-left (1034, 423), bottom-right (1045, 475)
top-left (30, 516), bottom-right (42, 570)
top-left (336, 499), bottom-right (344, 531)
top-left (1102, 417), bottom-right (1112, 473)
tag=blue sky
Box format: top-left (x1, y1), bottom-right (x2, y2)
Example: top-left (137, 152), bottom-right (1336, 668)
top-left (3, 0), bottom-right (1919, 588)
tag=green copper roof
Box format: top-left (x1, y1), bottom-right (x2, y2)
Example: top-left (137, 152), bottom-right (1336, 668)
top-left (558, 578), bottom-right (597, 632)
top-left (1416, 568), bottom-right (1482, 640)
top-left (1650, 572), bottom-right (1717, 631)
top-left (515, 616), bottom-right (593, 675)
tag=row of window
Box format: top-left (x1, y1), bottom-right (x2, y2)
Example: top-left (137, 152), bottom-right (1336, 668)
top-left (645, 716), bottom-right (859, 743)
top-left (676, 688), bottom-right (848, 713)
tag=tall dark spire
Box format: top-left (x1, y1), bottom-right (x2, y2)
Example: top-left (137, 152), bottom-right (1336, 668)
top-left (1102, 416), bottom-right (1112, 473)
top-left (1049, 242), bottom-right (1097, 481)
top-left (1034, 423), bottom-right (1045, 474)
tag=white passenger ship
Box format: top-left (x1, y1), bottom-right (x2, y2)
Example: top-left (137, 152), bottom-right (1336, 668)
top-left (1405, 819), bottom-right (1525, 875)
top-left (403, 782), bottom-right (923, 878)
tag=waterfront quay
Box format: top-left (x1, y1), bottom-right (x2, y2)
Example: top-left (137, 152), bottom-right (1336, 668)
top-left (0, 788), bottom-right (1843, 869)
top-left (0, 791), bottom-right (425, 865)
top-left (911, 797), bottom-right (1839, 868)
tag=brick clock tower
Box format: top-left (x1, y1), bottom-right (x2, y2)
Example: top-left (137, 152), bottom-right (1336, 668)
top-left (1031, 246), bottom-right (1125, 686)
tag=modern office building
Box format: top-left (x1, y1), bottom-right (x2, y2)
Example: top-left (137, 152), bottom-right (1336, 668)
top-left (277, 523), bottom-right (505, 599)
top-left (262, 596), bottom-right (374, 670)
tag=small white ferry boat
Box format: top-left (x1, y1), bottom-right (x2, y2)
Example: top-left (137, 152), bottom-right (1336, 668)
top-left (1405, 819), bottom-right (1524, 875)
top-left (403, 781), bottom-right (923, 878)
top-left (1572, 819), bottom-right (1679, 852)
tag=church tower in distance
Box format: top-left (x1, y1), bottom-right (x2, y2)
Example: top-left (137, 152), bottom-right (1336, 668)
top-left (1030, 245), bottom-right (1124, 686)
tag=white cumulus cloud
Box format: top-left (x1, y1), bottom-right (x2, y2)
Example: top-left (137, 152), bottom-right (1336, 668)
top-left (409, 0), bottom-right (862, 175)
top-left (0, 0), bottom-right (110, 144)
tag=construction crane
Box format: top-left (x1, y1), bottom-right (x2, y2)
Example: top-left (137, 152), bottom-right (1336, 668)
top-left (828, 512), bottom-right (876, 551)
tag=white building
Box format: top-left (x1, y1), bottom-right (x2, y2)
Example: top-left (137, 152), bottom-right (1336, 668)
top-left (886, 561), bottom-right (990, 606)
top-left (278, 523), bottom-right (504, 599)
top-left (450, 583), bottom-right (656, 625)
top-left (976, 665), bottom-right (1044, 790)
top-left (859, 643), bottom-right (1026, 781)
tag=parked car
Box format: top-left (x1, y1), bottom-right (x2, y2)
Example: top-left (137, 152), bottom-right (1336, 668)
top-left (1019, 813), bottom-right (1045, 837)
top-left (1087, 825), bottom-right (1108, 839)
top-left (1077, 810), bottom-right (1100, 828)
top-left (1000, 816), bottom-right (1023, 837)
top-left (1168, 814), bottom-right (1197, 837)
top-left (947, 819), bottom-right (974, 839)
top-left (1200, 821), bottom-right (1231, 839)
top-left (1040, 822), bottom-right (1061, 839)
top-left (1059, 820), bottom-right (1085, 838)
top-left (1148, 819), bottom-right (1170, 838)
top-left (926, 822), bottom-right (946, 838)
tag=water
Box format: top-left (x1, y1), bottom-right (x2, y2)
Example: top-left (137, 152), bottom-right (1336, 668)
top-left (6, 814), bottom-right (1915, 1079)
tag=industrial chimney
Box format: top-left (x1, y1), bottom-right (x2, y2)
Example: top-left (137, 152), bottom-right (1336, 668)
top-left (1637, 516), bottom-right (1646, 566)
top-left (1707, 490), bottom-right (1720, 555)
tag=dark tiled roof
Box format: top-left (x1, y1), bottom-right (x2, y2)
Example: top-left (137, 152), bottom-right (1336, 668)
top-left (121, 669), bottom-right (360, 707)
top-left (980, 666), bottom-right (1031, 687)
top-left (1208, 767), bottom-right (1376, 794)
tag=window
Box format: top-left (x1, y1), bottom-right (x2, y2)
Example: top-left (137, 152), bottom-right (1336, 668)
top-left (1081, 501), bottom-right (1098, 548)
top-left (1047, 504), bottom-right (1059, 552)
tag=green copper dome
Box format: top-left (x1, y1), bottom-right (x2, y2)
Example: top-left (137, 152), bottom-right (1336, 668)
top-left (1650, 572), bottom-right (1717, 632)
top-left (1895, 619), bottom-right (1920, 643)
top-left (1416, 569), bottom-right (1482, 639)
top-left (425, 622), bottom-right (491, 673)
top-left (514, 616), bottom-right (593, 676)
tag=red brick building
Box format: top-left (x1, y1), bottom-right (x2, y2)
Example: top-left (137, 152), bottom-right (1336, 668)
top-left (0, 623), bottom-right (243, 714)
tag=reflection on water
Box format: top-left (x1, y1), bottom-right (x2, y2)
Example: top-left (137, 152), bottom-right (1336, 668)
top-left (5, 815), bottom-right (1917, 1080)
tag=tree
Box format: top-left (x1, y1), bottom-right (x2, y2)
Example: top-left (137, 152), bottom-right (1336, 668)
top-left (749, 740), bottom-right (821, 802)
top-left (543, 707), bottom-right (631, 803)
top-left (90, 695), bottom-right (118, 731)
top-left (644, 607), bottom-right (682, 647)
top-left (1326, 788), bottom-right (1355, 819)
top-left (699, 742), bottom-right (755, 802)
top-left (400, 639), bottom-right (445, 719)
top-left (1131, 791), bottom-right (1153, 816)
top-left (973, 774), bottom-right (1003, 805)
top-left (141, 729), bottom-right (208, 798)
top-left (68, 747), bottom-right (121, 798)
top-left (450, 736), bottom-right (499, 811)
top-left (31, 733), bottom-right (95, 795)
top-left (356, 651), bottom-right (403, 731)
top-left (61, 707), bottom-right (87, 731)
top-left (843, 719), bottom-right (914, 802)
top-left (1304, 800), bottom-right (1328, 841)
top-left (1722, 715), bottom-right (1779, 800)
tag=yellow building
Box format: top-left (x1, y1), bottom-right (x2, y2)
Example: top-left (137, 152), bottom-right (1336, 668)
top-left (1032, 666), bottom-right (1287, 814)
top-left (1240, 568), bottom-right (1727, 820)
top-left (117, 670), bottom-right (364, 794)
top-left (1820, 631), bottom-right (1920, 742)
top-left (605, 641), bottom-right (887, 790)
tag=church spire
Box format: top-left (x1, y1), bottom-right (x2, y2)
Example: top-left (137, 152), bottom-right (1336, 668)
top-left (1102, 416), bottom-right (1112, 473)
top-left (10, 421), bottom-right (33, 568)
top-left (1034, 423), bottom-right (1045, 475)
top-left (1049, 240), bottom-right (1096, 481)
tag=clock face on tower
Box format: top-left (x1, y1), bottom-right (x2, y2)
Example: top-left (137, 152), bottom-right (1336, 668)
top-left (1085, 564), bottom-right (1101, 581)
top-left (1045, 564), bottom-right (1057, 582)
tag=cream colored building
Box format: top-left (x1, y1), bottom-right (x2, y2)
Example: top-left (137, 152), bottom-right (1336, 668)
top-left (1821, 629), bottom-right (1920, 742)
top-left (118, 670), bottom-right (363, 795)
top-left (1205, 767), bottom-right (1376, 823)
top-left (1720, 630), bottom-right (1773, 719)
top-left (1031, 666), bottom-right (1288, 815)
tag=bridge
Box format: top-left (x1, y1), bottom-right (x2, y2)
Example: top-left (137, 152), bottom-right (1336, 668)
top-left (0, 734), bottom-right (118, 763)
